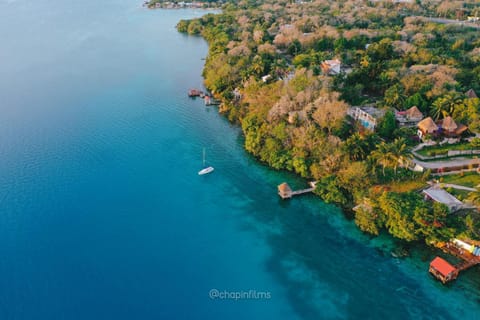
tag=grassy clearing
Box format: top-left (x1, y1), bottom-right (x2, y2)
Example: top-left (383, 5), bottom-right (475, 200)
top-left (440, 172), bottom-right (480, 188)
top-left (385, 180), bottom-right (427, 193)
top-left (416, 141), bottom-right (474, 157)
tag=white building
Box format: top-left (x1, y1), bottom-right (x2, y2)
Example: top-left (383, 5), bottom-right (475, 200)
top-left (348, 106), bottom-right (386, 131)
top-left (320, 59), bottom-right (341, 75)
top-left (422, 187), bottom-right (464, 212)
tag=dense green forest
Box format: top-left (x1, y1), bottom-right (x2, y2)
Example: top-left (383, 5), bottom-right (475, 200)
top-left (177, 0), bottom-right (480, 245)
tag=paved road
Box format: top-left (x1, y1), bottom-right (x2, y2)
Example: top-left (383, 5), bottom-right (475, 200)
top-left (420, 17), bottom-right (480, 29)
top-left (414, 157), bottom-right (480, 170)
top-left (428, 181), bottom-right (477, 191)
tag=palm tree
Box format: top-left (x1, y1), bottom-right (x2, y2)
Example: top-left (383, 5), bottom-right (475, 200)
top-left (389, 138), bottom-right (413, 175)
top-left (430, 93), bottom-right (464, 120)
top-left (343, 133), bottom-right (366, 161)
top-left (371, 141), bottom-right (394, 176)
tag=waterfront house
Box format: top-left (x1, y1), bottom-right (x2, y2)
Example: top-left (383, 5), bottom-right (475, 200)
top-left (422, 187), bottom-right (463, 212)
top-left (395, 106), bottom-right (423, 127)
top-left (349, 106), bottom-right (386, 131)
top-left (417, 117), bottom-right (439, 139)
top-left (320, 59), bottom-right (341, 75)
top-left (429, 257), bottom-right (458, 284)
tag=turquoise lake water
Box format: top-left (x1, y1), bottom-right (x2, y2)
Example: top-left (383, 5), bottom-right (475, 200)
top-left (0, 0), bottom-right (479, 319)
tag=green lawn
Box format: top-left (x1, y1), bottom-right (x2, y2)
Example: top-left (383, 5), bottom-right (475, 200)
top-left (385, 180), bottom-right (427, 193)
top-left (416, 141), bottom-right (474, 157)
top-left (440, 172), bottom-right (480, 188)
top-left (445, 188), bottom-right (471, 201)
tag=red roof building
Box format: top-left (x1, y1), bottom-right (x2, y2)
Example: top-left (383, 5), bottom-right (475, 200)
top-left (429, 257), bottom-right (458, 284)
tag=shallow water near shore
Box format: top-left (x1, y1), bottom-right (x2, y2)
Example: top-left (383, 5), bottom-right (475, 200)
top-left (0, 1), bottom-right (479, 319)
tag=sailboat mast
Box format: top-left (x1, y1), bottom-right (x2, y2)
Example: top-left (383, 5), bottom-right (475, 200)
top-left (203, 148), bottom-right (206, 166)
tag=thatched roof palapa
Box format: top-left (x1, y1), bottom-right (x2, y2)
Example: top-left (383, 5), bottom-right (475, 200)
top-left (418, 117), bottom-right (438, 133)
top-left (405, 106), bottom-right (423, 119)
top-left (442, 116), bottom-right (458, 132)
top-left (278, 182), bottom-right (293, 199)
top-left (455, 124), bottom-right (468, 135)
top-left (466, 89), bottom-right (478, 99)
top-left (278, 183), bottom-right (292, 193)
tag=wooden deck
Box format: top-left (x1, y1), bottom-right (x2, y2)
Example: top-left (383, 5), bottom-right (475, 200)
top-left (278, 181), bottom-right (317, 199)
top-left (291, 187), bottom-right (315, 196)
top-left (433, 242), bottom-right (480, 283)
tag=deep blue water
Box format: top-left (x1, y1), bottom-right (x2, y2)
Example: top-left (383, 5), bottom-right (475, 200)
top-left (0, 1), bottom-right (479, 319)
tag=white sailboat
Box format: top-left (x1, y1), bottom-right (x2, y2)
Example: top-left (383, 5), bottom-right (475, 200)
top-left (198, 148), bottom-right (214, 175)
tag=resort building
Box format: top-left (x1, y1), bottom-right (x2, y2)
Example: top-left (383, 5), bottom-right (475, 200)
top-left (422, 187), bottom-right (464, 212)
top-left (349, 106), bottom-right (386, 131)
top-left (395, 106), bottom-right (423, 127)
top-left (320, 59), bottom-right (341, 75)
top-left (417, 116), bottom-right (468, 140)
top-left (441, 116), bottom-right (468, 137)
top-left (417, 117), bottom-right (438, 139)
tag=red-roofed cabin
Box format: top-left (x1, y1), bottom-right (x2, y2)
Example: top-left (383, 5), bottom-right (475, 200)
top-left (429, 257), bottom-right (458, 284)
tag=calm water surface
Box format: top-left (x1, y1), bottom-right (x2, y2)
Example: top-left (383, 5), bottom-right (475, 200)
top-left (0, 1), bottom-right (478, 319)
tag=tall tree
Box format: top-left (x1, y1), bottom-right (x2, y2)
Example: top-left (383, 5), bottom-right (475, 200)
top-left (376, 110), bottom-right (397, 140)
top-left (342, 133), bottom-right (367, 161)
top-left (430, 93), bottom-right (465, 120)
top-left (389, 137), bottom-right (412, 175)
top-left (371, 141), bottom-right (394, 176)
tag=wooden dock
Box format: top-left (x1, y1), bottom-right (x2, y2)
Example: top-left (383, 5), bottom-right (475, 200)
top-left (430, 241), bottom-right (480, 283)
top-left (278, 182), bottom-right (316, 199)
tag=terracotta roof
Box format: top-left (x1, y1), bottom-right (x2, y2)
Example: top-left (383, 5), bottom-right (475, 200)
top-left (418, 117), bottom-right (438, 133)
top-left (466, 89), bottom-right (478, 99)
top-left (442, 116), bottom-right (458, 131)
top-left (430, 257), bottom-right (456, 277)
top-left (405, 106), bottom-right (422, 119)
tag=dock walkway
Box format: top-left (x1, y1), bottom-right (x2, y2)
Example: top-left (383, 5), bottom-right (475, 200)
top-left (431, 242), bottom-right (480, 283)
top-left (278, 182), bottom-right (317, 199)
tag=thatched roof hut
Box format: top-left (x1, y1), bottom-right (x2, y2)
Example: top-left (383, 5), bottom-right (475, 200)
top-left (466, 89), bottom-right (478, 99)
top-left (455, 124), bottom-right (468, 135)
top-left (278, 183), bottom-right (292, 199)
top-left (442, 116), bottom-right (458, 132)
top-left (418, 117), bottom-right (438, 134)
top-left (405, 106), bottom-right (423, 119)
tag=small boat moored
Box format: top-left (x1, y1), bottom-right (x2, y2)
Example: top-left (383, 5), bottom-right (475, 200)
top-left (198, 166), bottom-right (214, 175)
top-left (198, 147), bottom-right (214, 175)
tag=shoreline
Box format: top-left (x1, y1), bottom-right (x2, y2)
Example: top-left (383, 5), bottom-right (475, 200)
top-left (171, 3), bottom-right (480, 285)
top-left (143, 1), bottom-right (221, 10)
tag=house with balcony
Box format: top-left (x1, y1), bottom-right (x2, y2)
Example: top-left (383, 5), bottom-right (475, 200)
top-left (348, 105), bottom-right (386, 131)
